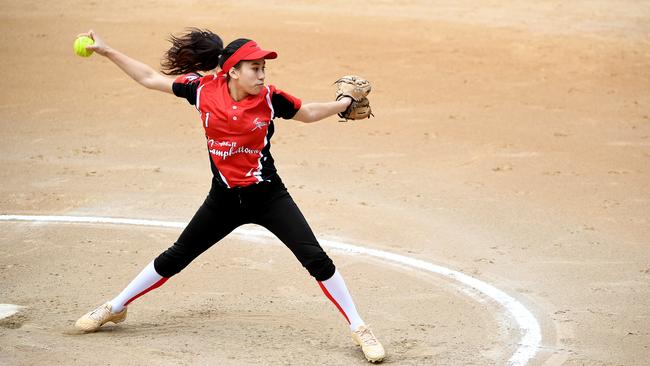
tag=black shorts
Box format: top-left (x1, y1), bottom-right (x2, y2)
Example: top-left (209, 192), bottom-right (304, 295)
top-left (154, 176), bottom-right (336, 281)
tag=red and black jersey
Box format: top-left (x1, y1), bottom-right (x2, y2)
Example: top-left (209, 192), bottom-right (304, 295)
top-left (173, 73), bottom-right (301, 188)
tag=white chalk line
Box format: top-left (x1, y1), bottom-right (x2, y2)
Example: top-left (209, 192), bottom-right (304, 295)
top-left (0, 304), bottom-right (23, 319)
top-left (0, 214), bottom-right (541, 366)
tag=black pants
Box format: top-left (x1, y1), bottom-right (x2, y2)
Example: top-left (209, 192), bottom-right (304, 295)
top-left (154, 176), bottom-right (336, 281)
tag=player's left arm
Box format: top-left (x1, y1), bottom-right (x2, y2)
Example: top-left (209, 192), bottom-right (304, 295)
top-left (293, 98), bottom-right (352, 123)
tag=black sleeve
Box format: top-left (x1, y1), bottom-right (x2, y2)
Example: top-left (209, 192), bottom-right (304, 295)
top-left (172, 73), bottom-right (202, 106)
top-left (271, 89), bottom-right (302, 120)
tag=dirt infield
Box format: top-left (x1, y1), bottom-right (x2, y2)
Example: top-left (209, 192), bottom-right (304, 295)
top-left (1, 1), bottom-right (649, 365)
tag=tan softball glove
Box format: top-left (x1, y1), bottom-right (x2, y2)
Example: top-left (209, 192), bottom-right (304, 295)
top-left (334, 75), bottom-right (373, 121)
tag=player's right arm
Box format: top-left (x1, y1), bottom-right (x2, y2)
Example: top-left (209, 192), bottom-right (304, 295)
top-left (80, 30), bottom-right (174, 94)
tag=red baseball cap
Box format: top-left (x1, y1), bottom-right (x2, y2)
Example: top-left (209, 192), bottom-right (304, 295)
top-left (221, 40), bottom-right (277, 75)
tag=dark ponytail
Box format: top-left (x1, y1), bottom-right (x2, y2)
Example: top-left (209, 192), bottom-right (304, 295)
top-left (161, 28), bottom-right (223, 75)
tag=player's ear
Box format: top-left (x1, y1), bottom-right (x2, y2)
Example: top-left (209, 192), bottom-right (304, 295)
top-left (229, 68), bottom-right (239, 80)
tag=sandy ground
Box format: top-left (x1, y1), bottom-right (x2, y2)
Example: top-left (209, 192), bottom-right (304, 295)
top-left (1, 1), bottom-right (649, 365)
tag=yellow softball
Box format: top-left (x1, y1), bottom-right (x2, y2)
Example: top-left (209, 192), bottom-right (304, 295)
top-left (73, 36), bottom-right (95, 57)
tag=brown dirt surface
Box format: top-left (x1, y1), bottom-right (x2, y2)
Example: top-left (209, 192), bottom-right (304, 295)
top-left (1, 1), bottom-right (649, 365)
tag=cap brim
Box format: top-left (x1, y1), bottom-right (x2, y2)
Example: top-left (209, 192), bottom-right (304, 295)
top-left (243, 49), bottom-right (278, 61)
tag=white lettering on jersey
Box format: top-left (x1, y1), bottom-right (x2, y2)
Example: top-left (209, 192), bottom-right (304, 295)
top-left (207, 139), bottom-right (261, 160)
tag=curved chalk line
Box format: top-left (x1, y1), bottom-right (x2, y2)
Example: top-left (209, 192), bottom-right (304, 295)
top-left (0, 214), bottom-right (540, 365)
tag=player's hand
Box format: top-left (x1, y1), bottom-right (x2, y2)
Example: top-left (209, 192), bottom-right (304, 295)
top-left (77, 30), bottom-right (111, 56)
top-left (339, 96), bottom-right (353, 108)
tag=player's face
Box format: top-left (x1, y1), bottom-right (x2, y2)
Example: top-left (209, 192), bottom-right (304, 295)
top-left (232, 59), bottom-right (266, 95)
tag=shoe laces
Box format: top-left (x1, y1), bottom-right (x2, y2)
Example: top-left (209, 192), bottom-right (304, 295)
top-left (88, 304), bottom-right (110, 321)
top-left (356, 327), bottom-right (379, 346)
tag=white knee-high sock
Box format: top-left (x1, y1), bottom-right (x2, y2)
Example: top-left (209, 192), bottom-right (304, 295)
top-left (109, 261), bottom-right (168, 313)
top-left (318, 270), bottom-right (365, 330)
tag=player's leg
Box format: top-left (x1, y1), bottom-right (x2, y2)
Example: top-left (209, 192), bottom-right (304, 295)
top-left (75, 193), bottom-right (240, 332)
top-left (249, 181), bottom-right (385, 362)
top-left (257, 197), bottom-right (365, 329)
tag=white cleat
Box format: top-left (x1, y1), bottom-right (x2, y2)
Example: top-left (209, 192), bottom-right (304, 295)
top-left (75, 302), bottom-right (127, 332)
top-left (351, 324), bottom-right (386, 363)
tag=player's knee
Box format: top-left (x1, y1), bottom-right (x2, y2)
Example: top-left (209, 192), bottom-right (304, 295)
top-left (153, 243), bottom-right (195, 278)
top-left (306, 256), bottom-right (336, 282)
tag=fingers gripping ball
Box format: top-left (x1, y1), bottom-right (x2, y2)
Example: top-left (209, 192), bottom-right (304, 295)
top-left (73, 36), bottom-right (94, 57)
top-left (334, 75), bottom-right (373, 121)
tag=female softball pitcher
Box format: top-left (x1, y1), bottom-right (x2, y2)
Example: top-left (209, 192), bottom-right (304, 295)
top-left (73, 28), bottom-right (385, 363)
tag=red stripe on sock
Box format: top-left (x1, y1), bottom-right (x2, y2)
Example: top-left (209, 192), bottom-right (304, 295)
top-left (318, 281), bottom-right (351, 325)
top-left (124, 277), bottom-right (169, 307)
